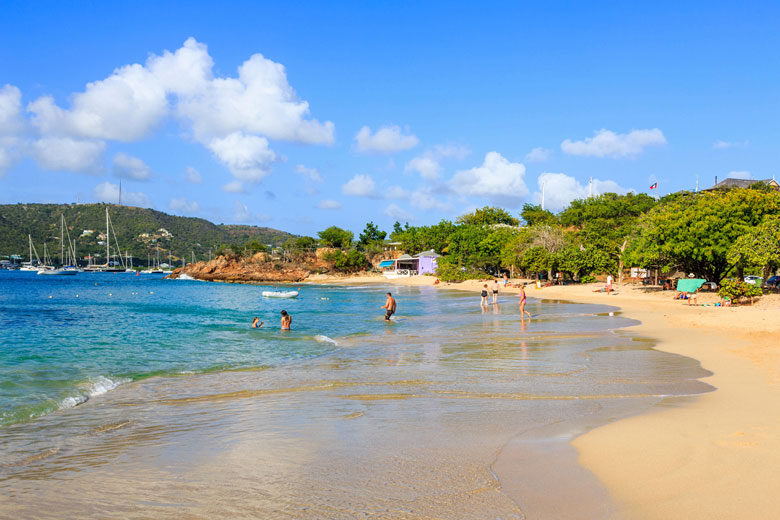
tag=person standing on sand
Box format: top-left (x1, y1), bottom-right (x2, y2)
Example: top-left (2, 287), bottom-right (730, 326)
top-left (503, 272), bottom-right (509, 287)
top-left (519, 284), bottom-right (531, 318)
top-left (280, 310), bottom-right (292, 330)
top-left (381, 292), bottom-right (396, 321)
top-left (480, 284), bottom-right (489, 307)
top-left (606, 273), bottom-right (614, 295)
top-left (491, 279), bottom-right (500, 304)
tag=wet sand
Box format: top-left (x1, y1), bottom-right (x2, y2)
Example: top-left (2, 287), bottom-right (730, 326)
top-left (331, 273), bottom-right (780, 519)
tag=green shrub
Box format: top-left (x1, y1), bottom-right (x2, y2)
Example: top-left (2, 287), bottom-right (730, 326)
top-left (579, 274), bottom-right (597, 284)
top-left (436, 258), bottom-right (486, 282)
top-left (718, 279), bottom-right (763, 305)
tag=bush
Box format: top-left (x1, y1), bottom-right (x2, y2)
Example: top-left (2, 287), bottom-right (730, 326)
top-left (436, 258), bottom-right (486, 282)
top-left (579, 274), bottom-right (597, 284)
top-left (322, 249), bottom-right (368, 273)
top-left (717, 279), bottom-right (763, 305)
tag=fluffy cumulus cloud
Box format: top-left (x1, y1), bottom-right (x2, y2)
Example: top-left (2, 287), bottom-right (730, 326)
top-left (531, 172), bottom-right (629, 211)
top-left (32, 137), bottom-right (105, 174)
top-left (525, 147), bottom-right (551, 162)
top-left (207, 132), bottom-right (276, 183)
top-left (342, 173), bottom-right (377, 197)
top-left (113, 152), bottom-right (153, 180)
top-left (221, 180), bottom-right (247, 193)
top-left (386, 185), bottom-right (408, 199)
top-left (726, 171), bottom-right (752, 180)
top-left (404, 144), bottom-right (469, 180)
top-left (409, 189), bottom-right (448, 211)
top-left (231, 200), bottom-right (271, 223)
top-left (355, 125), bottom-right (418, 153)
top-left (183, 166), bottom-right (202, 184)
top-left (561, 128), bottom-right (666, 158)
top-left (9, 38), bottom-right (332, 187)
top-left (93, 181), bottom-right (152, 207)
top-left (0, 85), bottom-right (25, 176)
top-left (169, 197), bottom-right (200, 213)
top-left (384, 203), bottom-right (415, 222)
top-left (317, 199), bottom-right (341, 210)
top-left (449, 151), bottom-right (529, 207)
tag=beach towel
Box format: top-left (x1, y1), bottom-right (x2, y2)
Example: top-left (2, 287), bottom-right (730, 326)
top-left (676, 278), bottom-right (706, 293)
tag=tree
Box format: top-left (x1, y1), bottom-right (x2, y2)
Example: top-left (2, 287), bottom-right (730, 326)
top-left (317, 226), bottom-right (354, 249)
top-left (456, 206), bottom-right (519, 227)
top-left (638, 189), bottom-right (780, 282)
top-left (520, 204), bottom-right (558, 226)
top-left (727, 215), bottom-right (780, 286)
top-left (358, 221), bottom-right (386, 251)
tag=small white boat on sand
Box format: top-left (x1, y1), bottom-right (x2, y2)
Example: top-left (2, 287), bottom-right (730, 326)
top-left (261, 290), bottom-right (299, 299)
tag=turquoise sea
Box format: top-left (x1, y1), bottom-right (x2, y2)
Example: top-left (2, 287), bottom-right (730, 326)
top-left (0, 271), bottom-right (713, 518)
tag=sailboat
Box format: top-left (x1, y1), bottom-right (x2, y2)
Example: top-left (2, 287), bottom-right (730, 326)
top-left (83, 207), bottom-right (126, 272)
top-left (38, 215), bottom-right (78, 275)
top-left (19, 235), bottom-right (41, 271)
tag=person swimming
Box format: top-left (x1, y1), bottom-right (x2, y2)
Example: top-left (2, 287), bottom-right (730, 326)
top-left (251, 317), bottom-right (264, 328)
top-left (280, 310), bottom-right (292, 330)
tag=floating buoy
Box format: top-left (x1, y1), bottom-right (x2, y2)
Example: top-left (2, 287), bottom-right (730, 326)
top-left (49, 295), bottom-right (53, 299)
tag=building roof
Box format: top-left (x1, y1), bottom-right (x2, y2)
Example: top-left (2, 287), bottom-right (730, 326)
top-left (709, 178), bottom-right (779, 190)
top-left (396, 254), bottom-right (415, 261)
top-left (414, 249), bottom-right (441, 258)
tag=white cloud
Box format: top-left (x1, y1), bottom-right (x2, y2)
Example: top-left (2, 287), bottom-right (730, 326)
top-left (561, 128), bottom-right (666, 158)
top-left (169, 197), bottom-right (200, 213)
top-left (354, 125), bottom-right (418, 153)
top-left (296, 164), bottom-right (322, 182)
top-left (93, 181), bottom-right (152, 207)
top-left (525, 147), bottom-right (551, 162)
top-left (410, 189), bottom-right (448, 211)
top-left (207, 132), bottom-right (276, 183)
top-left (0, 85), bottom-right (24, 135)
top-left (531, 172), bottom-right (629, 211)
top-left (231, 200), bottom-right (271, 223)
top-left (386, 185), bottom-right (408, 199)
top-left (342, 173), bottom-right (377, 197)
top-left (384, 203), bottom-right (415, 222)
top-left (726, 171), bottom-right (752, 180)
top-left (31, 138), bottom-right (105, 174)
top-left (713, 139), bottom-right (748, 149)
top-left (405, 144), bottom-right (470, 180)
top-left (317, 199), bottom-right (341, 210)
top-left (183, 166), bottom-right (202, 184)
top-left (450, 151), bottom-right (529, 207)
top-left (405, 156), bottom-right (440, 180)
top-left (221, 180), bottom-right (247, 193)
top-left (113, 152), bottom-right (152, 180)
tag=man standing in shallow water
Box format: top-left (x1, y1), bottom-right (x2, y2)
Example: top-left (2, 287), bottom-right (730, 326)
top-left (381, 292), bottom-right (397, 321)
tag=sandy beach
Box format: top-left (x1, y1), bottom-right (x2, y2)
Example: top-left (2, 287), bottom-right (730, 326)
top-left (311, 272), bottom-right (780, 519)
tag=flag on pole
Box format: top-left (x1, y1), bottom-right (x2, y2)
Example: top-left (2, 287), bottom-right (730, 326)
top-left (650, 182), bottom-right (658, 190)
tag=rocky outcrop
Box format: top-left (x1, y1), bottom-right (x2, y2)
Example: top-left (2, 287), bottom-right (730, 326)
top-left (166, 253), bottom-right (311, 283)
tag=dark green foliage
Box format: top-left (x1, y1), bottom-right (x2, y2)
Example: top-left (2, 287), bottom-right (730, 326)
top-left (322, 249), bottom-right (369, 272)
top-left (0, 203), bottom-right (293, 266)
top-left (457, 206), bottom-right (519, 227)
top-left (357, 221), bottom-right (386, 251)
top-left (520, 204), bottom-right (558, 226)
top-left (435, 256), bottom-right (486, 282)
top-left (317, 226), bottom-right (354, 248)
top-left (718, 279), bottom-right (763, 304)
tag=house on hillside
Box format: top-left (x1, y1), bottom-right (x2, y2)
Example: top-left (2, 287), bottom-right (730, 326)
top-left (706, 177), bottom-right (779, 191)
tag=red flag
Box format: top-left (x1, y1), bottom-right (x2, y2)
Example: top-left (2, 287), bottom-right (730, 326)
top-left (650, 182), bottom-right (657, 190)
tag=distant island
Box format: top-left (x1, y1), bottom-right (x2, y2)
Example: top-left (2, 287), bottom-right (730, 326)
top-left (0, 203), bottom-right (294, 267)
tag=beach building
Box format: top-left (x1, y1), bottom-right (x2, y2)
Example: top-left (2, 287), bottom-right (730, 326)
top-left (706, 177), bottom-right (780, 192)
top-left (378, 249), bottom-right (440, 278)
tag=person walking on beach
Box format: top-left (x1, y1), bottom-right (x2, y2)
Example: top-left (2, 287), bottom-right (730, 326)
top-left (503, 272), bottom-right (509, 287)
top-left (280, 310), bottom-right (292, 330)
top-left (519, 284), bottom-right (531, 319)
top-left (480, 284), bottom-right (489, 307)
top-left (381, 292), bottom-right (396, 321)
top-left (491, 279), bottom-right (500, 304)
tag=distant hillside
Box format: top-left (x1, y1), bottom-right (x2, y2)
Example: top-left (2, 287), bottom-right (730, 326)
top-left (0, 203), bottom-right (295, 266)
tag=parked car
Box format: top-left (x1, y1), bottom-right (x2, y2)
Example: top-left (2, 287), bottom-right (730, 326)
top-left (767, 275), bottom-right (780, 288)
top-left (744, 275), bottom-right (762, 285)
top-left (701, 281), bottom-right (718, 291)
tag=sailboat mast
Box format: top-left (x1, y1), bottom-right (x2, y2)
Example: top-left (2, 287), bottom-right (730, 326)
top-left (29, 234), bottom-right (32, 264)
top-left (61, 214), bottom-right (64, 267)
top-left (106, 207), bottom-right (110, 268)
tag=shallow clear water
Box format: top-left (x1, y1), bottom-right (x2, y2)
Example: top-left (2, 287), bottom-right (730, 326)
top-left (0, 271), bottom-right (713, 519)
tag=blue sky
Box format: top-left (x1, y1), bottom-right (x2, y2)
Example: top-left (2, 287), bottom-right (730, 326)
top-left (1, 2), bottom-right (778, 236)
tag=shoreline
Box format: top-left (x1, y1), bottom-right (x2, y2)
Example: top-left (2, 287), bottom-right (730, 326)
top-left (312, 272), bottom-right (780, 519)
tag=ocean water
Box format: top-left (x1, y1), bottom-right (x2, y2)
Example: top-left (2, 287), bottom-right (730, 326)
top-left (0, 271), bottom-right (713, 519)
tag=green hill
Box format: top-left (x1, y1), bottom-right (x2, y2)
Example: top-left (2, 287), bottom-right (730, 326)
top-left (0, 203), bottom-right (295, 266)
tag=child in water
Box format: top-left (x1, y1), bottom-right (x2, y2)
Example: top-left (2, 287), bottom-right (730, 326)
top-left (251, 317), bottom-right (263, 328)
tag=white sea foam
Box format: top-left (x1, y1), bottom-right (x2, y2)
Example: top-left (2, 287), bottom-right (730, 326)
top-left (177, 273), bottom-right (195, 280)
top-left (57, 376), bottom-right (129, 411)
top-left (314, 335), bottom-right (339, 346)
